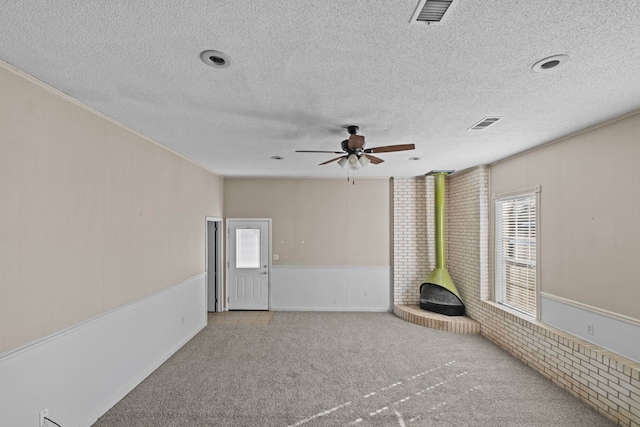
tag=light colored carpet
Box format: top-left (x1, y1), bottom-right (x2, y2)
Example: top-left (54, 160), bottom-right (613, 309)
top-left (93, 312), bottom-right (615, 426)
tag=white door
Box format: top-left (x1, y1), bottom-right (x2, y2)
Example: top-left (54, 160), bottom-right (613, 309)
top-left (228, 220), bottom-right (270, 310)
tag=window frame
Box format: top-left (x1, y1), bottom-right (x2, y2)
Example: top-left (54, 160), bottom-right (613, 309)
top-left (493, 186), bottom-right (541, 319)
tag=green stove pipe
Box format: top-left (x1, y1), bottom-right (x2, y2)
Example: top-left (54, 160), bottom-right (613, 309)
top-left (434, 172), bottom-right (446, 269)
top-left (424, 170), bottom-right (462, 301)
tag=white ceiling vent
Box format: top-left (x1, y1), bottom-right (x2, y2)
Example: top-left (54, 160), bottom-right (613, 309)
top-left (468, 117), bottom-right (502, 131)
top-left (410, 0), bottom-right (459, 25)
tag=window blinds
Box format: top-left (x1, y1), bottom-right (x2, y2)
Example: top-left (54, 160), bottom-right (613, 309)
top-left (495, 193), bottom-right (537, 316)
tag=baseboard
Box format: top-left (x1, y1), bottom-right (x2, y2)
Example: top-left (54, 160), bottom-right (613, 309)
top-left (0, 274), bottom-right (207, 427)
top-left (271, 307), bottom-right (392, 312)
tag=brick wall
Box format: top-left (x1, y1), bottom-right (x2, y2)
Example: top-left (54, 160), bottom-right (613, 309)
top-left (445, 166), bottom-right (640, 427)
top-left (392, 177), bottom-right (433, 304)
top-left (446, 165), bottom-right (490, 316)
top-left (477, 301), bottom-right (640, 426)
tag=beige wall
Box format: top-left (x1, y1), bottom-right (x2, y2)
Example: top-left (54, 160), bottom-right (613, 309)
top-left (224, 178), bottom-right (391, 266)
top-left (490, 111), bottom-right (640, 320)
top-left (0, 63), bottom-right (223, 353)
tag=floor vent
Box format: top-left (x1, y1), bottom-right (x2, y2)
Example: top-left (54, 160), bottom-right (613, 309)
top-left (468, 117), bottom-right (502, 130)
top-left (410, 0), bottom-right (459, 25)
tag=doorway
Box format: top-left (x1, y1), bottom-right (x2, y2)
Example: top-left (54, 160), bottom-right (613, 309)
top-left (227, 219), bottom-right (271, 310)
top-left (206, 217), bottom-right (223, 312)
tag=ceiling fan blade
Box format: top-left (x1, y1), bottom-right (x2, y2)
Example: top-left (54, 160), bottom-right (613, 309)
top-left (296, 150), bottom-right (344, 154)
top-left (319, 156), bottom-right (346, 165)
top-left (347, 134), bottom-right (365, 150)
top-left (364, 143), bottom-right (415, 154)
top-left (364, 154), bottom-right (384, 164)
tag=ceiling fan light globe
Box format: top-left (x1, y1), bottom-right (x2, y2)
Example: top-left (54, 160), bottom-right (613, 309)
top-left (359, 156), bottom-right (371, 167)
top-left (348, 154), bottom-right (361, 170)
top-left (337, 157), bottom-right (348, 168)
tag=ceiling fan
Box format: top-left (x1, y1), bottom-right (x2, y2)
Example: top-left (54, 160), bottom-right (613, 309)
top-left (296, 125), bottom-right (415, 169)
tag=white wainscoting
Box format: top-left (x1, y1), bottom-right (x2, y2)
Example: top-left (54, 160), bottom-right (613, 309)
top-left (270, 265), bottom-right (392, 311)
top-left (0, 274), bottom-right (207, 427)
top-left (540, 292), bottom-right (640, 363)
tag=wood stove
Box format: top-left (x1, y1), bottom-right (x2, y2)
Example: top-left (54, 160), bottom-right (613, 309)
top-left (420, 171), bottom-right (465, 316)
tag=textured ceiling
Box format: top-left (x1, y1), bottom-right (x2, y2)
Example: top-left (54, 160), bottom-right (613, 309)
top-left (2, 0), bottom-right (640, 177)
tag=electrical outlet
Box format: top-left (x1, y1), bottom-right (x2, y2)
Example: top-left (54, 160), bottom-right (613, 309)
top-left (587, 323), bottom-right (594, 335)
top-left (39, 409), bottom-right (48, 427)
top-left (272, 254), bottom-right (279, 261)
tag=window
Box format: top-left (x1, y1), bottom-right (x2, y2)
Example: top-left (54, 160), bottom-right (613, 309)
top-left (236, 228), bottom-right (261, 269)
top-left (495, 188), bottom-right (539, 317)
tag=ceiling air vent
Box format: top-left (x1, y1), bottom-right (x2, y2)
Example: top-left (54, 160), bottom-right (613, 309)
top-left (468, 117), bottom-right (502, 131)
top-left (410, 0), bottom-right (459, 25)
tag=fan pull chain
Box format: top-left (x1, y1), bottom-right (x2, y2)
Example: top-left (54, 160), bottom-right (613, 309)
top-left (346, 168), bottom-right (356, 184)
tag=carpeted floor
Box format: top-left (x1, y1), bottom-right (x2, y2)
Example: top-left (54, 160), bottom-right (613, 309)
top-left (93, 312), bottom-right (615, 426)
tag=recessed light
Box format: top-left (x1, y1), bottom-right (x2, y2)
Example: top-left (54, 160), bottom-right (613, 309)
top-left (531, 54), bottom-right (569, 73)
top-left (409, 157), bottom-right (421, 161)
top-left (271, 156), bottom-right (284, 160)
top-left (200, 50), bottom-right (231, 68)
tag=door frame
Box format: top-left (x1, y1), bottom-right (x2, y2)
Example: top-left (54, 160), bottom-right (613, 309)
top-left (206, 216), bottom-right (224, 312)
top-left (226, 218), bottom-right (272, 310)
